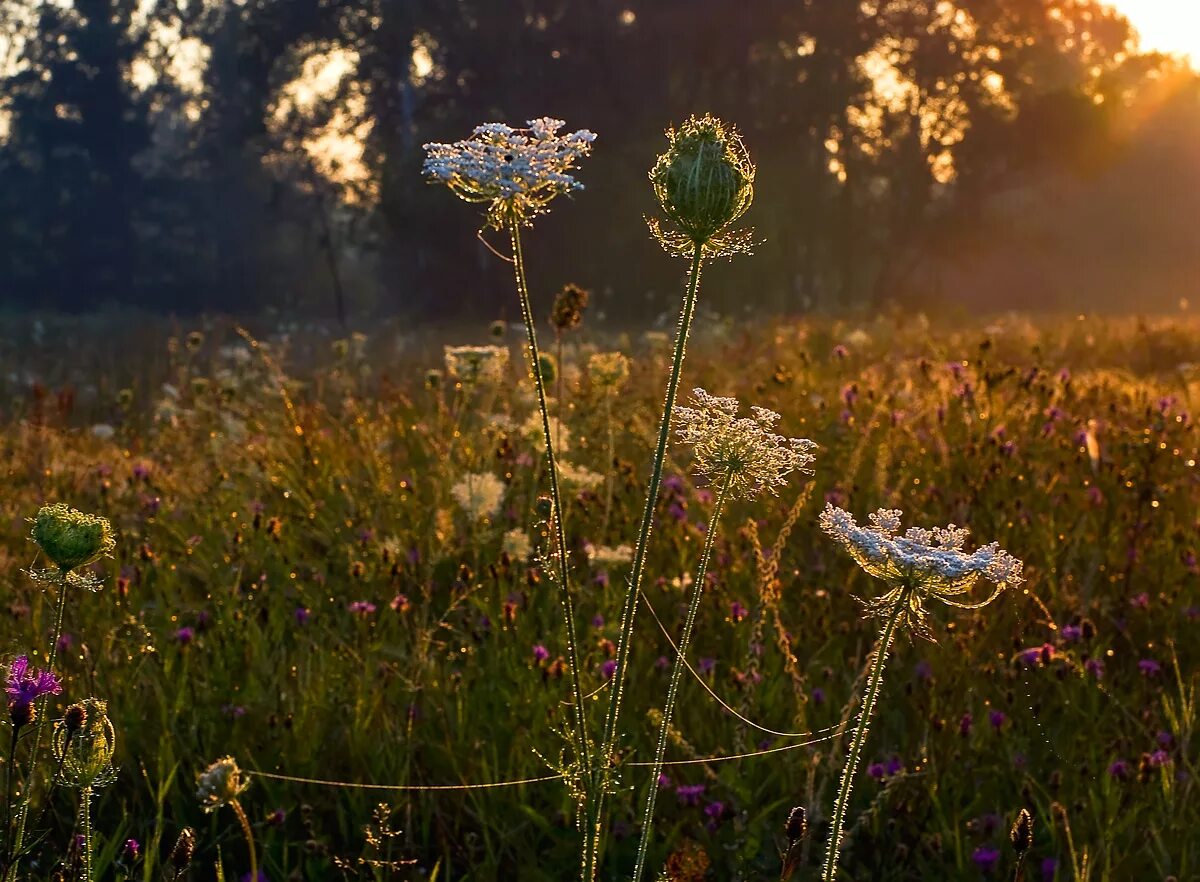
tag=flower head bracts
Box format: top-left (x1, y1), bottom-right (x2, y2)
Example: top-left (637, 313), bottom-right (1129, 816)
top-left (197, 756), bottom-right (250, 812)
top-left (423, 118), bottom-right (596, 229)
top-left (819, 504), bottom-right (1023, 640)
top-left (674, 388), bottom-right (817, 499)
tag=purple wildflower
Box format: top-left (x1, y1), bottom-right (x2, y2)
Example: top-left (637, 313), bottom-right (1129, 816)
top-left (704, 801), bottom-right (724, 821)
top-left (959, 712), bottom-right (974, 737)
top-left (657, 773), bottom-right (671, 789)
top-left (698, 657), bottom-right (716, 676)
top-left (885, 756), bottom-right (903, 776)
top-left (124, 838), bottom-right (140, 860)
top-left (729, 601), bottom-right (747, 623)
top-left (971, 846), bottom-right (1001, 874)
top-left (811, 687), bottom-right (826, 706)
top-left (1085, 658), bottom-right (1104, 679)
top-left (266, 808), bottom-right (286, 826)
top-left (989, 710), bottom-right (1007, 731)
top-left (591, 613), bottom-right (604, 628)
top-left (348, 600), bottom-right (377, 615)
top-left (532, 644), bottom-right (549, 663)
top-left (600, 659), bottom-right (617, 680)
top-left (1138, 658), bottom-right (1161, 677)
top-left (5, 656), bottom-right (62, 709)
top-left (1041, 857), bottom-right (1058, 881)
top-left (867, 762), bottom-right (886, 781)
top-left (294, 606), bottom-right (311, 625)
top-left (174, 627), bottom-right (195, 645)
top-left (675, 784), bottom-right (705, 806)
top-left (1148, 750), bottom-right (1171, 768)
top-left (1107, 759), bottom-right (1131, 780)
top-left (1059, 624), bottom-right (1082, 642)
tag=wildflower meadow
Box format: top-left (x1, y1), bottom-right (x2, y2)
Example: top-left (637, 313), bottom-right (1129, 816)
top-left (0, 113), bottom-right (1196, 882)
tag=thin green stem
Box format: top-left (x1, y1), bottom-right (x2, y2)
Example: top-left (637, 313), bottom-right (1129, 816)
top-left (820, 590), bottom-right (908, 881)
top-left (506, 220), bottom-right (594, 795)
top-left (632, 472), bottom-right (731, 881)
top-left (3, 727), bottom-right (17, 868)
top-left (584, 245), bottom-right (705, 880)
top-left (9, 569), bottom-right (71, 877)
top-left (230, 798), bottom-right (257, 882)
top-left (78, 786), bottom-right (93, 882)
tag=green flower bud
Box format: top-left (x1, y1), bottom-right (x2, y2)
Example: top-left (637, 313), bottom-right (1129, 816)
top-left (650, 115), bottom-right (754, 248)
top-left (31, 504), bottom-right (116, 573)
top-left (54, 698), bottom-right (117, 790)
top-left (196, 755), bottom-right (250, 812)
top-left (537, 352), bottom-right (559, 385)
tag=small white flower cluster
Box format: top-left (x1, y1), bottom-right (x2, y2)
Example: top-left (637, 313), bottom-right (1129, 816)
top-left (588, 351), bottom-right (631, 390)
top-left (196, 755), bottom-right (250, 813)
top-left (674, 387), bottom-right (817, 499)
top-left (502, 528), bottom-right (532, 561)
top-left (558, 461), bottom-right (604, 490)
top-left (451, 472), bottom-right (506, 522)
top-left (819, 504), bottom-right (1024, 640)
top-left (423, 118), bottom-right (597, 228)
top-left (444, 345), bottom-right (510, 385)
top-left (586, 543), bottom-right (634, 567)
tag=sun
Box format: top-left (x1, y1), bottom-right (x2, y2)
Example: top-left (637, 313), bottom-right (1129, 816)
top-left (1115, 0), bottom-right (1200, 64)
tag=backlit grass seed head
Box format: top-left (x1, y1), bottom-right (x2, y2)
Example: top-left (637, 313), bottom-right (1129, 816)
top-left (1010, 808), bottom-right (1033, 855)
top-left (53, 698), bottom-right (117, 789)
top-left (444, 345), bottom-right (509, 386)
top-left (649, 114), bottom-right (755, 257)
top-left (674, 388), bottom-right (817, 499)
top-left (169, 827), bottom-right (196, 872)
top-left (31, 503), bottom-right (115, 573)
top-left (819, 505), bottom-right (1024, 640)
top-left (422, 118), bottom-right (596, 229)
top-left (451, 472), bottom-right (506, 522)
top-left (197, 755), bottom-right (250, 812)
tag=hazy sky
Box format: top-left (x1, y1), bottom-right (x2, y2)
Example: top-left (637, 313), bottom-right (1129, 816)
top-left (1119, 0), bottom-right (1200, 60)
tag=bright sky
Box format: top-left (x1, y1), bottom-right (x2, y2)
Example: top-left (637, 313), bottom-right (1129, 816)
top-left (1117, 0), bottom-right (1200, 61)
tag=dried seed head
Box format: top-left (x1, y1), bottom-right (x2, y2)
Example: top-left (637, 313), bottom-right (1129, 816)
top-left (1010, 808), bottom-right (1033, 854)
top-left (550, 283), bottom-right (589, 332)
top-left (785, 805), bottom-right (808, 843)
top-left (196, 755), bottom-right (250, 812)
top-left (63, 702), bottom-right (87, 737)
top-left (8, 700), bottom-right (34, 729)
top-left (169, 827), bottom-right (195, 871)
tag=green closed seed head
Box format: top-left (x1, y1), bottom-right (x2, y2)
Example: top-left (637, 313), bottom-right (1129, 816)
top-left (537, 352), bottom-right (559, 385)
top-left (54, 698), bottom-right (117, 789)
top-left (651, 114), bottom-right (754, 246)
top-left (31, 504), bottom-right (116, 573)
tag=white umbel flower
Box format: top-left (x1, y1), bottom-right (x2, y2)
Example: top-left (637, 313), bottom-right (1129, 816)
top-left (819, 504), bottom-right (1024, 640)
top-left (423, 118), bottom-right (596, 229)
top-left (451, 472), bottom-right (506, 522)
top-left (444, 345), bottom-right (509, 385)
top-left (674, 387), bottom-right (817, 499)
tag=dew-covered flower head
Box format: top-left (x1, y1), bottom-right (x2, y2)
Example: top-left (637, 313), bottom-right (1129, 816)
top-left (444, 345), bottom-right (510, 386)
top-left (423, 118), bottom-right (596, 229)
top-left (649, 114), bottom-right (755, 257)
top-left (196, 755), bottom-right (250, 812)
top-left (588, 351), bottom-right (631, 391)
top-left (30, 503), bottom-right (116, 574)
top-left (674, 388), bottom-right (817, 499)
top-left (53, 697), bottom-right (117, 789)
top-left (819, 504), bottom-right (1023, 640)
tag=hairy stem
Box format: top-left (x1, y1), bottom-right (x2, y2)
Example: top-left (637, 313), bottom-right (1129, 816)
top-left (821, 590), bottom-right (907, 881)
top-left (584, 245), bottom-right (705, 880)
top-left (230, 798), bottom-right (257, 882)
top-left (9, 569), bottom-right (71, 876)
top-left (506, 218), bottom-right (594, 811)
top-left (78, 787), bottom-right (93, 882)
top-left (632, 472), bottom-right (731, 881)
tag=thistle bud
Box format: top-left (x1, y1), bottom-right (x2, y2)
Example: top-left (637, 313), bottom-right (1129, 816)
top-left (649, 114), bottom-right (754, 251)
top-left (63, 701), bottom-right (88, 737)
top-left (9, 700), bottom-right (34, 730)
top-left (1009, 807), bottom-right (1033, 855)
top-left (30, 504), bottom-right (116, 573)
top-left (168, 827), bottom-right (195, 872)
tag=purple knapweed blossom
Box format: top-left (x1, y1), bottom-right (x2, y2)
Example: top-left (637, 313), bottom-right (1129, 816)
top-left (675, 784), bottom-right (705, 806)
top-left (971, 846), bottom-right (1001, 874)
top-left (123, 838), bottom-right (140, 860)
top-left (811, 687), bottom-right (826, 706)
top-left (729, 600), bottom-right (748, 623)
top-left (657, 773), bottom-right (671, 789)
top-left (959, 712), bottom-right (974, 737)
top-left (1157, 730), bottom-right (1174, 747)
top-left (885, 756), bottom-right (903, 776)
top-left (868, 762), bottom-right (886, 781)
top-left (1085, 658), bottom-right (1104, 679)
top-left (6, 656), bottom-right (62, 710)
top-left (1138, 658), bottom-right (1162, 677)
top-left (294, 606), bottom-right (311, 625)
top-left (591, 613), bottom-right (604, 628)
top-left (1148, 750), bottom-right (1171, 768)
top-left (655, 655), bottom-right (670, 671)
top-left (989, 710), bottom-right (1007, 731)
top-left (1130, 592), bottom-right (1149, 610)
top-left (174, 626), bottom-right (195, 645)
top-left (704, 801), bottom-right (724, 822)
top-left (532, 644), bottom-right (549, 663)
top-left (1059, 623), bottom-right (1082, 642)
top-left (1108, 759), bottom-right (1131, 780)
top-left (698, 657), bottom-right (716, 676)
top-left (1041, 857), bottom-right (1058, 881)
top-left (348, 600), bottom-right (377, 615)
top-left (600, 659), bottom-right (617, 679)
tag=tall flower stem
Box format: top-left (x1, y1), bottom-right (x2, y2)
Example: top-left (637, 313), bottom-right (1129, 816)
top-left (9, 569), bottom-right (70, 875)
top-left (632, 471), bottom-right (730, 881)
top-left (584, 245), bottom-right (705, 880)
top-left (506, 215), bottom-right (594, 791)
top-left (77, 786), bottom-right (93, 882)
top-left (821, 589), bottom-right (908, 882)
top-left (230, 798), bottom-right (257, 882)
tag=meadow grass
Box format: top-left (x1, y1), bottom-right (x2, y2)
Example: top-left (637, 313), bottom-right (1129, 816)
top-left (0, 309), bottom-right (1195, 880)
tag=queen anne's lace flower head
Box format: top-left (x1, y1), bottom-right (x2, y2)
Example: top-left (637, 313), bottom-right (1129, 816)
top-left (423, 118), bottom-right (596, 229)
top-left (819, 504), bottom-right (1024, 640)
top-left (444, 345), bottom-right (509, 386)
top-left (451, 472), bottom-right (506, 522)
top-left (674, 388), bottom-right (817, 499)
